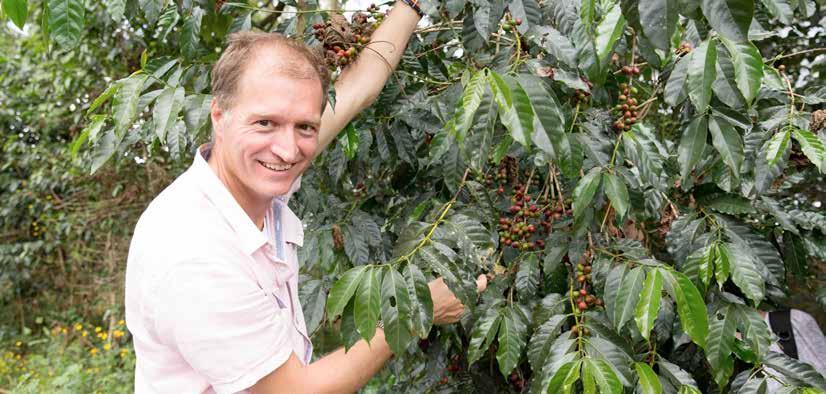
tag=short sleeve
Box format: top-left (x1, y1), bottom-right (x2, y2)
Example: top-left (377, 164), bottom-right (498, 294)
top-left (154, 260), bottom-right (294, 394)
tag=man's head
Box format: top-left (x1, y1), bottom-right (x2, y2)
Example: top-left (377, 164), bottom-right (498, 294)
top-left (208, 32), bottom-right (330, 203)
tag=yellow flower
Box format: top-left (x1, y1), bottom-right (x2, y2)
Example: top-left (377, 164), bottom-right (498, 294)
top-left (103, 343), bottom-right (111, 351)
top-left (94, 326), bottom-right (102, 333)
top-left (15, 341), bottom-right (21, 347)
top-left (61, 327), bottom-right (68, 334)
top-left (15, 354), bottom-right (21, 360)
top-left (113, 330), bottom-right (124, 339)
top-left (99, 333), bottom-right (108, 340)
top-left (89, 348), bottom-right (98, 356)
top-left (74, 323), bottom-right (83, 331)
top-left (82, 330), bottom-right (88, 337)
top-left (118, 319), bottom-right (125, 326)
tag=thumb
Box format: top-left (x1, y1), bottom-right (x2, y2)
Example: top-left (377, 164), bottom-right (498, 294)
top-left (476, 274), bottom-right (488, 293)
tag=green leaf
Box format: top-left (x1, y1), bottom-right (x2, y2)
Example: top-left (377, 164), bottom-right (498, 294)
top-left (166, 120), bottom-right (186, 158)
top-left (326, 265), bottom-right (368, 320)
top-left (527, 314), bottom-right (567, 371)
top-left (496, 305), bottom-right (529, 377)
top-left (528, 26), bottom-right (578, 68)
top-left (762, 351), bottom-right (826, 390)
top-left (572, 167), bottom-right (602, 219)
top-left (339, 299), bottom-right (361, 351)
top-left (516, 254), bottom-right (540, 299)
top-left (2, 0), bottom-right (28, 29)
top-left (585, 357), bottom-right (623, 394)
top-left (138, 0), bottom-right (162, 24)
top-left (354, 267), bottom-right (381, 342)
top-left (760, 0), bottom-right (793, 24)
top-left (714, 243), bottom-right (731, 287)
top-left (452, 69), bottom-right (488, 141)
top-left (153, 86), bottom-right (185, 142)
top-left (90, 129), bottom-right (117, 174)
top-left (468, 306), bottom-right (502, 365)
top-left (703, 194), bottom-right (755, 215)
top-left (635, 268), bottom-right (663, 341)
top-left (181, 7), bottom-right (204, 59)
top-left (634, 362), bottom-right (663, 394)
top-left (489, 71), bottom-right (535, 146)
top-left (662, 269), bottom-right (709, 348)
top-left (594, 3), bottom-right (625, 64)
top-left (719, 37), bottom-right (763, 105)
top-left (687, 39), bottom-right (717, 111)
top-left (87, 83), bottom-right (119, 116)
top-left (612, 266), bottom-right (645, 331)
top-left (508, 0), bottom-right (541, 34)
top-left (403, 263), bottom-right (433, 338)
top-left (602, 172), bottom-right (629, 220)
top-left (104, 0), bottom-right (125, 22)
top-left (709, 116), bottom-right (744, 176)
top-left (156, 5), bottom-right (180, 41)
top-left (517, 74), bottom-right (573, 174)
top-left (340, 123), bottom-right (359, 160)
top-left (732, 304), bottom-right (772, 359)
top-left (793, 128), bottom-right (826, 172)
top-left (706, 306), bottom-right (736, 388)
top-left (594, 3), bottom-right (626, 65)
top-left (766, 129), bottom-right (791, 165)
top-left (381, 267), bottom-right (413, 355)
top-left (48, 0), bottom-right (84, 49)
top-left (678, 115), bottom-right (708, 180)
top-left (112, 74), bottom-right (149, 137)
top-left (665, 54), bottom-right (690, 106)
top-left (638, 0), bottom-right (678, 51)
top-left (727, 242), bottom-right (766, 305)
top-left (700, 0), bottom-right (754, 42)
top-left (72, 115), bottom-right (106, 157)
top-left (548, 359), bottom-right (582, 394)
top-left (659, 359), bottom-right (699, 390)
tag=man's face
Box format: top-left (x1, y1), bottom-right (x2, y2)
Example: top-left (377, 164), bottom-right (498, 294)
top-left (210, 47), bottom-right (322, 203)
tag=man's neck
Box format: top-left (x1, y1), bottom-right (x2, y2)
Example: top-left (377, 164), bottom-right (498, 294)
top-left (206, 149), bottom-right (268, 230)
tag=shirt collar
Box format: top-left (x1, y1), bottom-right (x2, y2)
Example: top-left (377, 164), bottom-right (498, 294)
top-left (275, 198), bottom-right (304, 247)
top-left (192, 144), bottom-right (268, 256)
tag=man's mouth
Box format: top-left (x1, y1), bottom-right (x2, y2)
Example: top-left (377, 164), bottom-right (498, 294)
top-left (257, 160), bottom-right (294, 172)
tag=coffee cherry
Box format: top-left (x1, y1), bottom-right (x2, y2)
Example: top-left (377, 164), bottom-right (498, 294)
top-left (618, 94), bottom-right (627, 101)
top-left (578, 301), bottom-right (588, 310)
top-left (778, 64), bottom-right (786, 72)
top-left (571, 325), bottom-right (579, 335)
top-left (515, 17), bottom-right (523, 25)
top-left (632, 66), bottom-right (640, 75)
top-left (579, 289), bottom-right (587, 296)
top-left (577, 275), bottom-right (586, 283)
top-left (583, 266), bottom-right (592, 274)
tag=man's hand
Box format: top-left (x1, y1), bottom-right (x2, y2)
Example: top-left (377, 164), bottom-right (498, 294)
top-left (429, 275), bottom-right (488, 325)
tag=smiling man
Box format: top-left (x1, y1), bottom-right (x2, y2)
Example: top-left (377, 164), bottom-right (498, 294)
top-left (125, 1), bottom-right (486, 393)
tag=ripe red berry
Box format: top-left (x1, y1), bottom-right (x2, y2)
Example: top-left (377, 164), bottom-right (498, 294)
top-left (579, 289), bottom-right (587, 296)
top-left (578, 301), bottom-right (588, 310)
top-left (515, 17), bottom-right (523, 25)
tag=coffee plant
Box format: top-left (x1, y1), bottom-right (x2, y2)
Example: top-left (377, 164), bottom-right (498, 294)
top-left (3, 0), bottom-right (826, 392)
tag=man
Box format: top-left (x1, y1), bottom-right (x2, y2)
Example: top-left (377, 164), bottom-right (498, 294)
top-left (125, 1), bottom-right (487, 393)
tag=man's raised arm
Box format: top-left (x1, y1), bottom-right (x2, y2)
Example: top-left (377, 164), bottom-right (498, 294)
top-left (316, 1), bottom-right (421, 152)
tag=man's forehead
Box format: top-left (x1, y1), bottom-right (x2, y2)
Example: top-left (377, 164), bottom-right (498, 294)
top-left (243, 44), bottom-right (318, 81)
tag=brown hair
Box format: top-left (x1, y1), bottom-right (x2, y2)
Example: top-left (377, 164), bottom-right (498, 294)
top-left (211, 32), bottom-right (331, 112)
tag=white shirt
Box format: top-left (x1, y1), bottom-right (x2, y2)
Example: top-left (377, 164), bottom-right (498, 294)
top-left (125, 145), bottom-right (311, 393)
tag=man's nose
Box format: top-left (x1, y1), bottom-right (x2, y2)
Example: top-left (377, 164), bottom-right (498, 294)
top-left (270, 127), bottom-right (301, 162)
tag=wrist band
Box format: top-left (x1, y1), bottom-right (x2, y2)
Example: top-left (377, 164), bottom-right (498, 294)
top-left (400, 0), bottom-right (424, 18)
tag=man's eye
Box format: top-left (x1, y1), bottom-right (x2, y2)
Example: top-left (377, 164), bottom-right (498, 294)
top-left (255, 120), bottom-right (271, 127)
top-left (299, 125), bottom-right (317, 134)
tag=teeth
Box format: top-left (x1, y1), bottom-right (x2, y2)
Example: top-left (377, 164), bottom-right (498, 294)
top-left (258, 161), bottom-right (293, 171)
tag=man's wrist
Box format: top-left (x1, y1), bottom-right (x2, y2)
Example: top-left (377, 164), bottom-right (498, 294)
top-left (399, 0), bottom-right (424, 18)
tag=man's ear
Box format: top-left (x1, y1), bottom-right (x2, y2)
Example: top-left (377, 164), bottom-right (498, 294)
top-left (210, 98), bottom-right (227, 140)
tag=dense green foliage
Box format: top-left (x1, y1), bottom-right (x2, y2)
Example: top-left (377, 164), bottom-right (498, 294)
top-left (2, 0), bottom-right (826, 392)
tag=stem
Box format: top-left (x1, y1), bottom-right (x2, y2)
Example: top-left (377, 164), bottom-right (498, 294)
top-left (773, 47), bottom-right (826, 61)
top-left (223, 2), bottom-right (362, 13)
top-left (608, 133), bottom-right (624, 168)
top-left (394, 169), bottom-right (471, 265)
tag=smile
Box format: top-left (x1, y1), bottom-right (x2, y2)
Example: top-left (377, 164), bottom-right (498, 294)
top-left (257, 160), bottom-right (293, 172)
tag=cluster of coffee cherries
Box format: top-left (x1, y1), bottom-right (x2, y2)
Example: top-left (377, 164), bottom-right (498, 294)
top-left (612, 82), bottom-right (639, 132)
top-left (501, 15), bottom-right (523, 32)
top-left (676, 42), bottom-right (693, 55)
top-left (312, 5), bottom-right (382, 69)
top-left (570, 256), bottom-right (602, 312)
top-left (508, 371), bottom-right (525, 391)
top-left (497, 185), bottom-right (564, 252)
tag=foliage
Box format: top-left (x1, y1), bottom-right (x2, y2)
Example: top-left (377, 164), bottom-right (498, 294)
top-left (2, 0), bottom-right (826, 392)
top-left (0, 317), bottom-right (134, 393)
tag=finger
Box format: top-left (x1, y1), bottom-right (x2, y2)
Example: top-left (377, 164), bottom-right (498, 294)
top-left (476, 274), bottom-right (488, 293)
